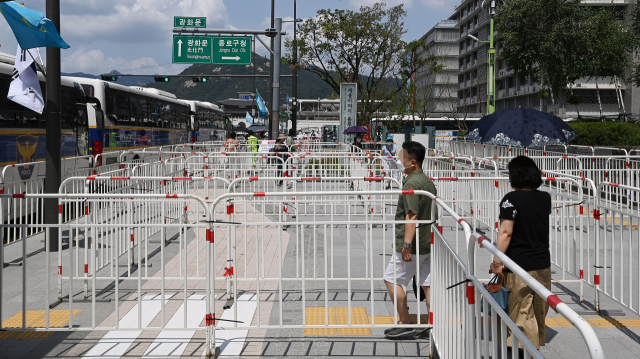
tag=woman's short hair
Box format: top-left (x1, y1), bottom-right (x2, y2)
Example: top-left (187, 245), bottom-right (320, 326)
top-left (508, 156), bottom-right (543, 189)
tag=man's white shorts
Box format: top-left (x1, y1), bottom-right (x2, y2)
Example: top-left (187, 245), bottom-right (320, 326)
top-left (383, 252), bottom-right (431, 287)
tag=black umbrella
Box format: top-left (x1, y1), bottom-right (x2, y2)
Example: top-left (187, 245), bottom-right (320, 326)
top-left (464, 108), bottom-right (577, 147)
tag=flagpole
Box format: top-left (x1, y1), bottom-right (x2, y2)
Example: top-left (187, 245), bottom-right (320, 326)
top-left (26, 49), bottom-right (46, 77)
top-left (45, 0), bottom-right (61, 252)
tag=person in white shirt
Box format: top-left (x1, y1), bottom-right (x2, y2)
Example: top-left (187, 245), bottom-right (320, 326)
top-left (381, 136), bottom-right (400, 189)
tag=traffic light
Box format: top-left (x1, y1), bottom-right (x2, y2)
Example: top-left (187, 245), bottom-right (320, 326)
top-left (192, 77), bottom-right (207, 83)
top-left (154, 76), bottom-right (170, 82)
top-left (101, 75), bottom-right (118, 81)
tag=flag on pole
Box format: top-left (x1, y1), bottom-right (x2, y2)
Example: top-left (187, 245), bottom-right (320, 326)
top-left (255, 91), bottom-right (267, 119)
top-left (8, 44), bottom-right (44, 114)
top-left (0, 1), bottom-right (70, 50)
top-left (246, 111), bottom-right (254, 124)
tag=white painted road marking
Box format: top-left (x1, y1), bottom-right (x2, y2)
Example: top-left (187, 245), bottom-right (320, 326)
top-left (82, 294), bottom-right (173, 359)
top-left (205, 294), bottom-right (257, 357)
top-left (142, 294), bottom-right (207, 358)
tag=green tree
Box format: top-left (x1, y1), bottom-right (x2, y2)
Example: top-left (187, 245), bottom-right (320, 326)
top-left (285, 3), bottom-right (425, 126)
top-left (496, 0), bottom-right (638, 115)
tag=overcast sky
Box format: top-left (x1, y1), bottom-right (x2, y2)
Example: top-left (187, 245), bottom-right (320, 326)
top-left (0, 0), bottom-right (456, 76)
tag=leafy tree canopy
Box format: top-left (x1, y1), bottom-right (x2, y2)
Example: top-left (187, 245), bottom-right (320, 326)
top-left (496, 0), bottom-right (639, 97)
top-left (285, 2), bottom-right (427, 125)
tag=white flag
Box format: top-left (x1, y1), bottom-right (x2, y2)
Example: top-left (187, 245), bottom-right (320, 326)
top-left (8, 44), bottom-right (44, 114)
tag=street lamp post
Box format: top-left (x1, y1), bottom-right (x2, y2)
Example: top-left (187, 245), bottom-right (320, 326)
top-left (480, 0), bottom-right (497, 114)
top-left (292, 0), bottom-right (298, 133)
top-left (283, 8), bottom-right (303, 133)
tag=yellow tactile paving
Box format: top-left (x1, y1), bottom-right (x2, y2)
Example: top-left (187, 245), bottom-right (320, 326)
top-left (304, 307), bottom-right (372, 336)
top-left (13, 332), bottom-right (54, 340)
top-left (369, 316), bottom-right (394, 325)
top-left (0, 332), bottom-right (17, 339)
top-left (304, 307), bottom-right (337, 336)
top-left (545, 317), bottom-right (640, 329)
top-left (2, 310), bottom-right (82, 329)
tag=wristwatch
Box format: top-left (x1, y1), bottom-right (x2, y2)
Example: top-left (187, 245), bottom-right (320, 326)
top-left (403, 242), bottom-right (412, 248)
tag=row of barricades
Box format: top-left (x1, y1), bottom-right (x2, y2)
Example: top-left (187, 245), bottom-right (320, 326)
top-left (0, 187), bottom-right (604, 358)
top-left (0, 138), bottom-right (624, 358)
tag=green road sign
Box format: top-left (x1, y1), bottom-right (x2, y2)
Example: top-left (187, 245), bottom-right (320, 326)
top-left (172, 35), bottom-right (212, 64)
top-left (212, 36), bottom-right (252, 65)
top-left (174, 17), bottom-right (206, 28)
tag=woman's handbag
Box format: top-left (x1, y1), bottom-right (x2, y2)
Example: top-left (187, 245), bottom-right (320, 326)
top-left (481, 273), bottom-right (509, 313)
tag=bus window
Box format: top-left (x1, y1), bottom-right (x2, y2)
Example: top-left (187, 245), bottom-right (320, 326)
top-left (95, 108), bottom-right (104, 131)
top-left (106, 89), bottom-right (131, 125)
top-left (130, 96), bottom-right (147, 126)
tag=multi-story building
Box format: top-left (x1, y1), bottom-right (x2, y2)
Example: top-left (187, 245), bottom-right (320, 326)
top-left (452, 0), bottom-right (639, 119)
top-left (414, 20), bottom-right (460, 114)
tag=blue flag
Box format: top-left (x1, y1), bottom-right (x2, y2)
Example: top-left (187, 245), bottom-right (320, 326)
top-left (0, 1), bottom-right (70, 50)
top-left (286, 93), bottom-right (290, 103)
top-left (255, 91), bottom-right (267, 119)
top-left (246, 111), bottom-right (254, 124)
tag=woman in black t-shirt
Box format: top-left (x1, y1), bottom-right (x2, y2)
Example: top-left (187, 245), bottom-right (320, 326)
top-left (490, 156), bottom-right (551, 352)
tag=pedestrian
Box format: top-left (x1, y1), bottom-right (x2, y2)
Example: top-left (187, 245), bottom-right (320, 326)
top-left (351, 135), bottom-right (363, 152)
top-left (382, 141), bottom-right (437, 339)
top-left (490, 156), bottom-right (551, 354)
top-left (286, 128), bottom-right (295, 148)
top-left (269, 133), bottom-right (289, 186)
top-left (225, 131), bottom-right (239, 152)
top-left (286, 129), bottom-right (296, 188)
top-left (381, 136), bottom-right (399, 189)
top-left (247, 130), bottom-right (259, 166)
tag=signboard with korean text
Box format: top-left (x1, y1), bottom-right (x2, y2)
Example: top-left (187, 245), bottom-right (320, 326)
top-left (174, 17), bottom-right (206, 28)
top-left (212, 36), bottom-right (252, 65)
top-left (172, 35), bottom-right (212, 64)
top-left (339, 83), bottom-right (357, 143)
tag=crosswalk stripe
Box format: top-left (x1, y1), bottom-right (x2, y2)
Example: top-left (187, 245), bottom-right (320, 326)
top-left (204, 294), bottom-right (257, 357)
top-left (82, 294), bottom-right (173, 359)
top-left (142, 294), bottom-right (206, 358)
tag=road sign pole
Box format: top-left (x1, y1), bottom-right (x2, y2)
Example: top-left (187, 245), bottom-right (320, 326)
top-left (269, 18), bottom-right (282, 140)
top-left (292, 0), bottom-right (298, 133)
top-left (46, 0), bottom-right (61, 252)
top-left (269, 0), bottom-right (275, 137)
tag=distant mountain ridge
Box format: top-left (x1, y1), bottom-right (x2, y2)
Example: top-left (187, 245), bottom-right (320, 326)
top-left (62, 53), bottom-right (335, 104)
top-left (61, 70), bottom-right (155, 87)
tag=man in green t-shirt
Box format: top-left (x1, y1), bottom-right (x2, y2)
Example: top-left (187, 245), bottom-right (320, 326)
top-left (382, 140), bottom-right (437, 339)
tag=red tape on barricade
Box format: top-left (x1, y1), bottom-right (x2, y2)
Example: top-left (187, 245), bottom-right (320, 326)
top-left (546, 294), bottom-right (562, 312)
top-left (402, 190), bottom-right (414, 195)
top-left (223, 267), bottom-right (234, 277)
top-left (466, 282), bottom-right (475, 304)
top-left (227, 204), bottom-right (234, 214)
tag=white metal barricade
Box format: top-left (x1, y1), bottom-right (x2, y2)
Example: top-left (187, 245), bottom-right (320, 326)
top-left (469, 232), bottom-right (604, 359)
top-left (0, 192), bottom-right (218, 356)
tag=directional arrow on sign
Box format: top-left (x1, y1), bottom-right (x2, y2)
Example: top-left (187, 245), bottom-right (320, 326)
top-left (177, 39), bottom-right (183, 57)
top-left (222, 56), bottom-right (241, 61)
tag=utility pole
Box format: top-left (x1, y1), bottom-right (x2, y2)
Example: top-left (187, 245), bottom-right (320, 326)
top-left (46, 0), bottom-right (61, 252)
top-left (269, 18), bottom-right (283, 139)
top-left (269, 0), bottom-right (275, 139)
top-left (486, 0), bottom-right (496, 114)
top-left (292, 0), bottom-right (298, 133)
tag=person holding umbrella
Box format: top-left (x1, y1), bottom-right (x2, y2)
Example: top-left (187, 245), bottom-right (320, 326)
top-left (344, 126), bottom-right (369, 153)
